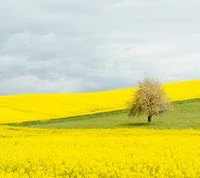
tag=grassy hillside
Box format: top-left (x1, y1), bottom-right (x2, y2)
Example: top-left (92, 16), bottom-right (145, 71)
top-left (9, 99), bottom-right (200, 130)
top-left (0, 80), bottom-right (200, 124)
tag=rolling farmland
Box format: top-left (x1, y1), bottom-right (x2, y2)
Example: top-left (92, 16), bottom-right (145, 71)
top-left (0, 80), bottom-right (200, 124)
top-left (0, 80), bottom-right (200, 178)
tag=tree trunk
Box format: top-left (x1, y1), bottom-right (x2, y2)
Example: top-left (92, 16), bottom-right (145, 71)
top-left (148, 115), bottom-right (152, 122)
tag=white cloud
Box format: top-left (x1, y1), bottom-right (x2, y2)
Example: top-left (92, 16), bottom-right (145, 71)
top-left (0, 0), bottom-right (199, 94)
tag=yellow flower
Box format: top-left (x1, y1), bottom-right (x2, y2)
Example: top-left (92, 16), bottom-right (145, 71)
top-left (0, 127), bottom-right (200, 177)
top-left (0, 80), bottom-right (200, 124)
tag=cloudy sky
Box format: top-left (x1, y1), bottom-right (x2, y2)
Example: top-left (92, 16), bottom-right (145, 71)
top-left (0, 0), bottom-right (199, 95)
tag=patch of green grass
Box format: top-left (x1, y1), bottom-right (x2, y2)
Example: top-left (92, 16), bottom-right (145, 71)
top-left (6, 98), bottom-right (200, 130)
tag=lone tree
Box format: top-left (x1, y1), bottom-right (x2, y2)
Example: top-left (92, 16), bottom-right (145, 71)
top-left (127, 77), bottom-right (171, 122)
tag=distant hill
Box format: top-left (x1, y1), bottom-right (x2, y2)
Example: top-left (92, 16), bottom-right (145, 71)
top-left (0, 80), bottom-right (200, 124)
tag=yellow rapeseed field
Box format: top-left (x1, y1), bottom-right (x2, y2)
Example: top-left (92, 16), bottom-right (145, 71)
top-left (0, 80), bottom-right (200, 178)
top-left (0, 80), bottom-right (200, 124)
top-left (0, 127), bottom-right (200, 178)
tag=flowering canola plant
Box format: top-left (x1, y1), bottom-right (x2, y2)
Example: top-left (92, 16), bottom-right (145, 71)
top-left (0, 126), bottom-right (200, 178)
top-left (0, 80), bottom-right (200, 124)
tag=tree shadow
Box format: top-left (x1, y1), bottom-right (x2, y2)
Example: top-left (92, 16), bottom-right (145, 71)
top-left (120, 122), bottom-right (151, 127)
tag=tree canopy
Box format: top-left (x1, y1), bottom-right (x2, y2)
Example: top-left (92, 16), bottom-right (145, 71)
top-left (127, 78), bottom-right (171, 122)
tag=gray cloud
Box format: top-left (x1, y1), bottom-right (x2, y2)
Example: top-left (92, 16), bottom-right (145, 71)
top-left (0, 0), bottom-right (199, 95)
